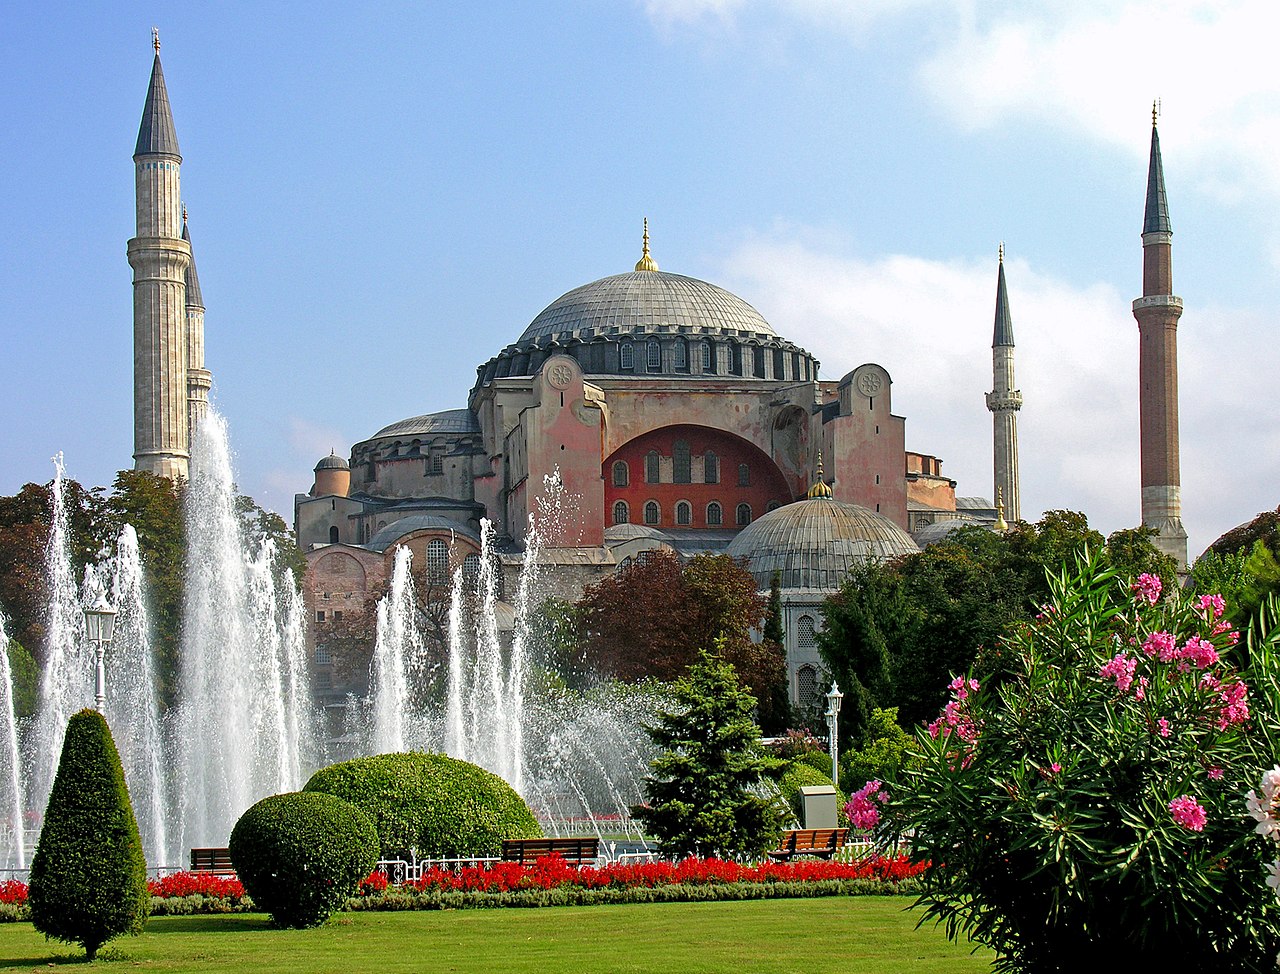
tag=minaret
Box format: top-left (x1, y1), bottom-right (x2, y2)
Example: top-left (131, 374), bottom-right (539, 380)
top-left (182, 207), bottom-right (212, 437)
top-left (128, 30), bottom-right (192, 479)
top-left (985, 244), bottom-right (1022, 522)
top-left (1132, 104), bottom-right (1188, 568)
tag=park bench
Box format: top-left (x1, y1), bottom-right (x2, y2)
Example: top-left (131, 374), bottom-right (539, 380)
top-left (500, 837), bottom-right (600, 866)
top-left (190, 847), bottom-right (236, 876)
top-left (767, 828), bottom-right (849, 862)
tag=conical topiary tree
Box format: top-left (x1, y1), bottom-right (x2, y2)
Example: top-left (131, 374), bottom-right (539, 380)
top-left (28, 708), bottom-right (149, 960)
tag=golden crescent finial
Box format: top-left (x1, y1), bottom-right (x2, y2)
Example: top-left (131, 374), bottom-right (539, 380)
top-left (1152, 98), bottom-right (1159, 127)
top-left (994, 486), bottom-right (1008, 532)
top-left (182, 203), bottom-right (188, 227)
top-left (998, 241), bottom-right (1004, 264)
top-left (807, 451), bottom-right (833, 499)
top-left (635, 217), bottom-right (659, 272)
top-left (153, 27), bottom-right (161, 55)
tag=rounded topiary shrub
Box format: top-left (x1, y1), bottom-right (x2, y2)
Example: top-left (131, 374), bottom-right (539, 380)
top-left (229, 791), bottom-right (378, 928)
top-left (303, 752), bottom-right (541, 859)
top-left (777, 761), bottom-right (843, 823)
top-left (28, 709), bottom-right (149, 960)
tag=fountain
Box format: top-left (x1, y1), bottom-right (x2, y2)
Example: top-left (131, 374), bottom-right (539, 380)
top-left (0, 618), bottom-right (25, 870)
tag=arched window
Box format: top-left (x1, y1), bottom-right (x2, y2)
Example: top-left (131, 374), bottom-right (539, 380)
top-left (613, 500), bottom-right (630, 525)
top-left (637, 550), bottom-right (653, 566)
top-left (701, 341), bottom-right (713, 372)
top-left (328, 526), bottom-right (340, 544)
top-left (612, 461), bottom-right (629, 487)
top-left (676, 501), bottom-right (692, 526)
top-left (673, 440), bottom-right (691, 484)
top-left (426, 538), bottom-right (450, 585)
top-left (798, 665), bottom-right (818, 708)
top-left (645, 451), bottom-right (660, 484)
top-left (704, 451), bottom-right (719, 484)
top-left (619, 556), bottom-right (633, 571)
top-left (647, 340), bottom-right (661, 372)
top-left (798, 615), bottom-right (817, 648)
top-left (767, 500), bottom-right (781, 512)
top-left (706, 501), bottom-right (723, 526)
top-left (674, 339), bottom-right (688, 371)
top-left (738, 463), bottom-right (750, 486)
top-left (753, 346), bottom-right (766, 378)
top-left (736, 503), bottom-right (752, 526)
top-left (644, 501), bottom-right (660, 525)
top-left (774, 348), bottom-right (785, 378)
top-left (620, 343), bottom-right (634, 370)
top-left (463, 553), bottom-right (481, 587)
top-left (731, 344), bottom-right (743, 375)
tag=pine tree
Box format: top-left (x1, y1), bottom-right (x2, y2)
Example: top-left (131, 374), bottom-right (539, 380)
top-left (632, 647), bottom-right (785, 859)
top-left (28, 709), bottom-right (149, 960)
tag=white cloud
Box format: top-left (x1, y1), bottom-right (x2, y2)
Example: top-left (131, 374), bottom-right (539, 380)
top-left (712, 231), bottom-right (1278, 557)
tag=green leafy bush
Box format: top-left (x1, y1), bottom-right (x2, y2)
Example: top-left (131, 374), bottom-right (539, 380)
top-left (776, 762), bottom-right (842, 824)
top-left (303, 752), bottom-right (541, 859)
top-left (890, 553), bottom-right (1280, 972)
top-left (28, 709), bottom-right (149, 960)
top-left (839, 707), bottom-right (915, 792)
top-left (228, 791), bottom-right (378, 928)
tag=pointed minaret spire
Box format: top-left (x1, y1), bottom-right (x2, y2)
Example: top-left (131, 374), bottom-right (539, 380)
top-left (1133, 102), bottom-right (1188, 568)
top-left (181, 209), bottom-right (211, 437)
top-left (986, 245), bottom-right (1022, 522)
top-left (634, 217), bottom-right (659, 272)
top-left (181, 206), bottom-right (203, 310)
top-left (135, 33), bottom-right (181, 159)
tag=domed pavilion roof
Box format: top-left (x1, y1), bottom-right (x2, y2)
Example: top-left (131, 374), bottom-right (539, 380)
top-left (372, 408), bottom-right (481, 440)
top-left (726, 497), bottom-right (919, 591)
top-left (518, 271), bottom-right (776, 344)
top-left (314, 451), bottom-right (349, 471)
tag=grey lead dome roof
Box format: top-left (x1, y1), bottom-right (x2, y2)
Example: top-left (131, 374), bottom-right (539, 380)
top-left (519, 271), bottom-right (776, 344)
top-left (373, 408), bottom-right (481, 439)
top-left (726, 497), bottom-right (920, 591)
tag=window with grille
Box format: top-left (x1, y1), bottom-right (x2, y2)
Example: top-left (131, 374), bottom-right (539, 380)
top-left (637, 550), bottom-right (652, 566)
top-left (753, 346), bottom-right (766, 378)
top-left (676, 501), bottom-right (691, 525)
top-left (704, 451), bottom-right (718, 484)
top-left (798, 665), bottom-right (818, 708)
top-left (428, 454), bottom-right (444, 476)
top-left (707, 502), bottom-right (723, 526)
top-left (644, 501), bottom-right (660, 525)
top-left (620, 343), bottom-right (634, 370)
top-left (426, 539), bottom-right (450, 585)
top-left (701, 342), bottom-right (712, 372)
top-left (738, 463), bottom-right (750, 486)
top-left (736, 503), bottom-right (752, 526)
top-left (315, 610), bottom-right (326, 623)
top-left (613, 501), bottom-right (629, 525)
top-left (645, 451), bottom-right (660, 483)
top-left (673, 440), bottom-right (691, 484)
top-left (463, 553), bottom-right (481, 586)
top-left (647, 341), bottom-right (661, 371)
top-left (731, 344), bottom-right (742, 375)
top-left (315, 647), bottom-right (332, 665)
top-left (798, 615), bottom-right (817, 648)
top-left (613, 461), bottom-right (629, 487)
top-left (675, 339), bottom-right (688, 371)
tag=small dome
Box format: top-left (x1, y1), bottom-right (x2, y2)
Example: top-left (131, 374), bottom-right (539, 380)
top-left (911, 516), bottom-right (984, 547)
top-left (314, 452), bottom-right (349, 471)
top-left (726, 497), bottom-right (919, 590)
top-left (372, 408), bottom-right (481, 439)
top-left (519, 271), bottom-right (776, 344)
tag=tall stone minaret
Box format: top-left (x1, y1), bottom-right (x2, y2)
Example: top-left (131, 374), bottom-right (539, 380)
top-left (1132, 105), bottom-right (1188, 568)
top-left (128, 30), bottom-right (192, 480)
top-left (182, 207), bottom-right (212, 438)
top-left (985, 245), bottom-right (1022, 523)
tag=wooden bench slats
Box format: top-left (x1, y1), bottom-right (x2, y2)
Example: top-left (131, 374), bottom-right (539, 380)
top-left (501, 837), bottom-right (600, 866)
top-left (190, 846), bottom-right (237, 875)
top-left (766, 828), bottom-right (849, 862)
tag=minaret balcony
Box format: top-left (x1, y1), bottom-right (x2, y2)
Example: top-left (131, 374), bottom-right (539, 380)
top-left (985, 391), bottom-right (1023, 411)
top-left (1132, 295), bottom-right (1183, 313)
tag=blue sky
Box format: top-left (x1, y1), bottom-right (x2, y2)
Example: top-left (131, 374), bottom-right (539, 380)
top-left (1, 1), bottom-right (1277, 559)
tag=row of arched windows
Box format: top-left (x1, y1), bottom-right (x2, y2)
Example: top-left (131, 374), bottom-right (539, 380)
top-left (611, 339), bottom-right (808, 379)
top-left (612, 500), bottom-right (752, 527)
top-left (424, 538), bottom-right (482, 587)
top-left (612, 451), bottom-right (741, 486)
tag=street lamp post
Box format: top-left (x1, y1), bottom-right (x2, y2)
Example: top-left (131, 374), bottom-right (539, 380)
top-left (84, 593), bottom-right (117, 712)
top-left (825, 682), bottom-right (843, 789)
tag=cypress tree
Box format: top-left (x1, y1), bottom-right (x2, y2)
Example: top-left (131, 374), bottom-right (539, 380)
top-left (28, 709), bottom-right (148, 960)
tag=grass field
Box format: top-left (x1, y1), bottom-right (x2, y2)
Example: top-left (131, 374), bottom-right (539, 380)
top-left (0, 898), bottom-right (993, 973)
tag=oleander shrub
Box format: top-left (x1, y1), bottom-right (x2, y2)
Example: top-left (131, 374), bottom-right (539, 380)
top-left (27, 709), bottom-right (149, 960)
top-left (303, 752), bottom-right (541, 859)
top-left (889, 553), bottom-right (1280, 973)
top-left (229, 791), bottom-right (377, 928)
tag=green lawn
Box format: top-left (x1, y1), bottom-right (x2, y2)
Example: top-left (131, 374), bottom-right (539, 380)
top-left (0, 898), bottom-right (993, 973)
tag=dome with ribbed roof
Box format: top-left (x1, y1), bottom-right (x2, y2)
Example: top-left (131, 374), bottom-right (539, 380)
top-left (726, 497), bottom-right (919, 590)
top-left (314, 452), bottom-right (349, 471)
top-left (372, 408), bottom-right (481, 439)
top-left (519, 271), bottom-right (776, 344)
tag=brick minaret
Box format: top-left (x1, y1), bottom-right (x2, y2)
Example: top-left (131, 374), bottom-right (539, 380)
top-left (128, 31), bottom-right (192, 479)
top-left (1132, 107), bottom-right (1188, 567)
top-left (182, 208), bottom-right (212, 438)
top-left (985, 245), bottom-right (1022, 522)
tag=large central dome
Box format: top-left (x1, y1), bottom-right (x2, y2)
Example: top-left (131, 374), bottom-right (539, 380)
top-left (519, 271), bottom-right (776, 344)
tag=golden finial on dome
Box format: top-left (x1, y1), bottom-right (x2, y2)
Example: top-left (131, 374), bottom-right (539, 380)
top-left (153, 27), bottom-right (161, 55)
top-left (994, 486), bottom-right (1008, 532)
top-left (807, 451), bottom-right (833, 499)
top-left (635, 217), bottom-right (659, 272)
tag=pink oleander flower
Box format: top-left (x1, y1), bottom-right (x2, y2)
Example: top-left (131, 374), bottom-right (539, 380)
top-left (1195, 593), bottom-right (1227, 620)
top-left (1134, 676), bottom-right (1149, 701)
top-left (1216, 681), bottom-right (1250, 730)
top-left (1250, 769), bottom-right (1280, 840)
top-left (1142, 631), bottom-right (1178, 661)
top-left (844, 780), bottom-right (885, 831)
top-left (1178, 636), bottom-right (1220, 670)
top-left (1157, 718), bottom-right (1171, 738)
top-left (1208, 766), bottom-right (1224, 781)
top-left (1132, 573), bottom-right (1163, 606)
top-left (1170, 795), bottom-right (1207, 832)
top-left (1050, 762), bottom-right (1062, 774)
top-left (1098, 652), bottom-right (1138, 693)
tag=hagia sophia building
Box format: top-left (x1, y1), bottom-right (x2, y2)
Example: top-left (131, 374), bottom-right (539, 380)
top-left (128, 41), bottom-right (1188, 710)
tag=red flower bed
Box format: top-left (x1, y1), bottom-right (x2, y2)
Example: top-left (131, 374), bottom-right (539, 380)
top-left (401, 853), bottom-right (925, 895)
top-left (0, 880), bottom-right (27, 906)
top-left (147, 872), bottom-right (245, 899)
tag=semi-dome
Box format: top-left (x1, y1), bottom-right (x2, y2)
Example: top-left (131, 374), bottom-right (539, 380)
top-left (726, 497), bottom-right (920, 590)
top-left (519, 271), bottom-right (776, 344)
